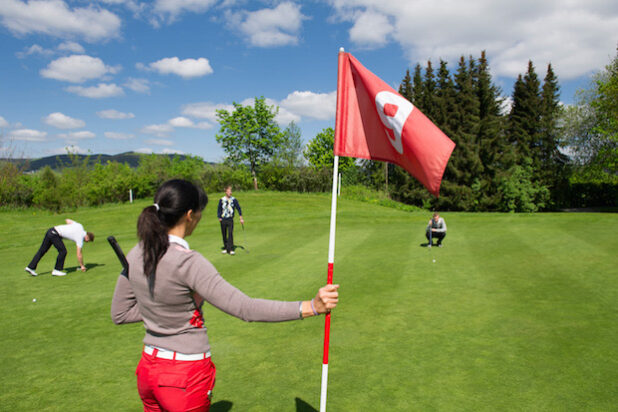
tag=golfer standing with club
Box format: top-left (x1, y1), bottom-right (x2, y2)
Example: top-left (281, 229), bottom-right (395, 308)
top-left (25, 219), bottom-right (94, 277)
top-left (111, 179), bottom-right (339, 411)
top-left (217, 185), bottom-right (243, 255)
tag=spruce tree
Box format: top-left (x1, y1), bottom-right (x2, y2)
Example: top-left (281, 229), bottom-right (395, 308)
top-left (412, 64), bottom-right (424, 107)
top-left (509, 61), bottom-right (542, 164)
top-left (475, 50), bottom-right (506, 209)
top-left (539, 63), bottom-right (567, 189)
top-left (437, 55), bottom-right (482, 210)
top-left (422, 60), bottom-right (437, 121)
top-left (398, 69), bottom-right (413, 102)
top-left (504, 61), bottom-right (552, 210)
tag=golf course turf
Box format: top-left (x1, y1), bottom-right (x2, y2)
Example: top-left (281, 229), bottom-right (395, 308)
top-left (1, 191), bottom-right (616, 411)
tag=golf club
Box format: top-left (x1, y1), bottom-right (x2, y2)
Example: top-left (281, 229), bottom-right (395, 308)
top-left (107, 235), bottom-right (129, 278)
top-left (239, 222), bottom-right (249, 253)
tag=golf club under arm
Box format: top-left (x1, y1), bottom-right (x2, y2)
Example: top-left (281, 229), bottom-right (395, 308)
top-left (107, 236), bottom-right (129, 278)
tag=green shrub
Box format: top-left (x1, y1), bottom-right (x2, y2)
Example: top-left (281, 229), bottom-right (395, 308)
top-left (498, 161), bottom-right (550, 212)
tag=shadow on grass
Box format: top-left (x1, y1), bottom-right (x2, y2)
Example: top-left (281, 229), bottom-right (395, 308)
top-left (295, 397), bottom-right (318, 412)
top-left (65, 262), bottom-right (106, 273)
top-left (211, 400), bottom-right (233, 411)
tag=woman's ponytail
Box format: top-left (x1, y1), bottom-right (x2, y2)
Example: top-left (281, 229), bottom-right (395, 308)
top-left (136, 179), bottom-right (208, 295)
top-left (137, 204), bottom-right (169, 294)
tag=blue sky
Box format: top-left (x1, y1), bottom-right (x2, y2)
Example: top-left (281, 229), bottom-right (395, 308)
top-left (1, 0), bottom-right (616, 162)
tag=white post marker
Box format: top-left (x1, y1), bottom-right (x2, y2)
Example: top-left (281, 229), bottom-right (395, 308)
top-left (129, 189), bottom-right (133, 203)
top-left (337, 172), bottom-right (341, 196)
top-left (320, 46), bottom-right (346, 412)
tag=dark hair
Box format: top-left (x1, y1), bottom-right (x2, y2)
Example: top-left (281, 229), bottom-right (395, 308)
top-left (137, 179), bottom-right (207, 294)
top-left (86, 232), bottom-right (95, 242)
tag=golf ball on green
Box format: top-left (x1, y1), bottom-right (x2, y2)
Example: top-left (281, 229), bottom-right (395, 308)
top-left (33, 298), bottom-right (37, 302)
top-left (432, 259), bottom-right (436, 263)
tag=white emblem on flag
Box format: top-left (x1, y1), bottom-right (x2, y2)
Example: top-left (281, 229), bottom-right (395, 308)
top-left (375, 91), bottom-right (414, 154)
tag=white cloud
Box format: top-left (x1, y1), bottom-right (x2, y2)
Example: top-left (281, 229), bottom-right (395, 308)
top-left (44, 112), bottom-right (85, 129)
top-left (16, 44), bottom-right (54, 58)
top-left (152, 0), bottom-right (217, 24)
top-left (181, 102), bottom-right (234, 122)
top-left (168, 116), bottom-right (193, 128)
top-left (141, 123), bottom-right (173, 137)
top-left (0, 116), bottom-right (8, 128)
top-left (162, 148), bottom-right (184, 154)
top-left (105, 131), bottom-right (135, 139)
top-left (280, 91), bottom-right (337, 121)
top-left (348, 10), bottom-right (392, 48)
top-left (41, 55), bottom-right (120, 83)
top-left (0, 0), bottom-right (121, 42)
top-left (145, 57), bottom-right (213, 78)
top-left (124, 77), bottom-right (150, 93)
top-left (58, 130), bottom-right (96, 140)
top-left (168, 116), bottom-right (212, 129)
top-left (97, 109), bottom-right (135, 119)
top-left (57, 41), bottom-right (85, 53)
top-left (51, 145), bottom-right (88, 155)
top-left (145, 138), bottom-right (173, 146)
top-left (66, 83), bottom-right (124, 98)
top-left (329, 0), bottom-right (618, 79)
top-left (135, 147), bottom-right (153, 154)
top-left (228, 2), bottom-right (306, 47)
top-left (10, 129), bottom-right (48, 141)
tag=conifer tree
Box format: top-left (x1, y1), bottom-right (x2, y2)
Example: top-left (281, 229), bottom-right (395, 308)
top-left (398, 69), bottom-right (413, 102)
top-left (503, 61), bottom-right (552, 210)
top-left (475, 50), bottom-right (506, 209)
top-left (412, 64), bottom-right (424, 107)
top-left (434, 60), bottom-right (456, 135)
top-left (508, 61), bottom-right (542, 166)
top-left (539, 63), bottom-right (567, 188)
top-left (437, 55), bottom-right (482, 210)
top-left (422, 60), bottom-right (437, 121)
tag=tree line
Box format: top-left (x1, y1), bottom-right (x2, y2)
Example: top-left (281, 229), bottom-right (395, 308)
top-left (302, 49), bottom-right (616, 211)
top-left (1, 49), bottom-right (615, 212)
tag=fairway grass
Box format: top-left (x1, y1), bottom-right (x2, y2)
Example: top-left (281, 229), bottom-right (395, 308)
top-left (1, 192), bottom-right (617, 411)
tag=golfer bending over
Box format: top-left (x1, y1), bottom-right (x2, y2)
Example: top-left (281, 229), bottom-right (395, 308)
top-left (111, 179), bottom-right (339, 412)
top-left (217, 185), bottom-right (243, 255)
top-left (25, 219), bottom-right (94, 277)
top-left (426, 212), bottom-right (447, 248)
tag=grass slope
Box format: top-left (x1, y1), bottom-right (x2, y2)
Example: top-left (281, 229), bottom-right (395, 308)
top-left (0, 192), bottom-right (616, 411)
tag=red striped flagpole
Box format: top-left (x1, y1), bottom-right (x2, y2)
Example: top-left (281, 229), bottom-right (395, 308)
top-left (320, 47), bottom-right (345, 412)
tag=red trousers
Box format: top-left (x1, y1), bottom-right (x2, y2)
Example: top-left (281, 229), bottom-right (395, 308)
top-left (136, 351), bottom-right (216, 412)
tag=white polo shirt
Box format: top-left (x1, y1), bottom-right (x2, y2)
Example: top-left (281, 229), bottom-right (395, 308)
top-left (54, 222), bottom-right (87, 248)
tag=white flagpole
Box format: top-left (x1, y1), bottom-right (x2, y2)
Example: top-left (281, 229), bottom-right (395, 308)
top-left (321, 154), bottom-right (339, 412)
top-left (320, 46), bottom-right (345, 412)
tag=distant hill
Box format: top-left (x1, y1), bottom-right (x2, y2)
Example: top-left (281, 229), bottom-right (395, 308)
top-left (3, 152), bottom-right (212, 172)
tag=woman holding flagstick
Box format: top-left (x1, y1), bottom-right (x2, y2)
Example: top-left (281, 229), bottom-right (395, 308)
top-left (111, 179), bottom-right (339, 411)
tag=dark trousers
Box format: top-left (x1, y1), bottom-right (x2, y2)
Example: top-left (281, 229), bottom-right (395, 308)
top-left (28, 228), bottom-right (67, 270)
top-left (220, 218), bottom-right (234, 252)
top-left (426, 230), bottom-right (446, 245)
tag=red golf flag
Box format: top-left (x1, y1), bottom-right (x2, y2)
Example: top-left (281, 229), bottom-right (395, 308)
top-left (334, 52), bottom-right (455, 196)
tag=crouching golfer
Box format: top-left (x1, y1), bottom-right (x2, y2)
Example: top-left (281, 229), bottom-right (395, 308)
top-left (25, 219), bottom-right (94, 277)
top-left (426, 212), bottom-right (447, 248)
top-left (111, 179), bottom-right (339, 412)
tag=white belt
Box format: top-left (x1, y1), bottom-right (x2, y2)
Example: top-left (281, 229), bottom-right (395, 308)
top-left (144, 345), bottom-right (211, 361)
